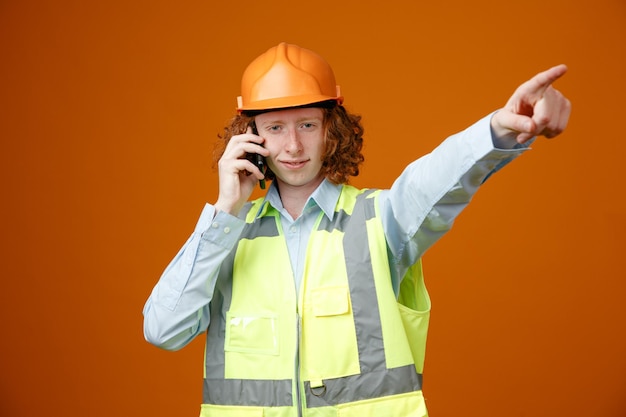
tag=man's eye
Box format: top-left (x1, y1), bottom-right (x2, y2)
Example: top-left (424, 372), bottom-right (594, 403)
top-left (301, 123), bottom-right (315, 129)
top-left (269, 125), bottom-right (282, 131)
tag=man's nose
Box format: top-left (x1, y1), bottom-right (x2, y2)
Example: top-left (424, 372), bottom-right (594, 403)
top-left (285, 128), bottom-right (302, 153)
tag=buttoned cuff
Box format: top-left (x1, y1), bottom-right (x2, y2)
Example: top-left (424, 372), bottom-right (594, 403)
top-left (197, 204), bottom-right (245, 249)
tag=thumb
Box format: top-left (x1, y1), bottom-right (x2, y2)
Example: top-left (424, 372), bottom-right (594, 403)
top-left (492, 109), bottom-right (536, 143)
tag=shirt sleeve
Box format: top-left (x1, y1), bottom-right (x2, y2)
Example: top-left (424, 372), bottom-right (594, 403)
top-left (381, 112), bottom-right (531, 293)
top-left (142, 204), bottom-right (245, 351)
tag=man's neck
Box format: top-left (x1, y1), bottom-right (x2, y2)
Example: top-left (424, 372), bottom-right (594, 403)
top-left (275, 177), bottom-right (325, 220)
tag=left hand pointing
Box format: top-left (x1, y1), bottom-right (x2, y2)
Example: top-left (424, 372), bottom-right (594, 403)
top-left (491, 64), bottom-right (572, 144)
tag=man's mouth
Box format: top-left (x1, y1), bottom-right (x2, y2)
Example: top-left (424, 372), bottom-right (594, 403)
top-left (281, 159), bottom-right (308, 169)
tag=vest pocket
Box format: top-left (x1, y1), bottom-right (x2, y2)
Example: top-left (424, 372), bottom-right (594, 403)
top-left (302, 285), bottom-right (360, 379)
top-left (312, 286), bottom-right (349, 316)
top-left (396, 260), bottom-right (431, 373)
top-left (225, 312), bottom-right (279, 355)
top-left (336, 390), bottom-right (428, 417)
top-left (200, 404), bottom-right (263, 417)
top-left (397, 303), bottom-right (430, 373)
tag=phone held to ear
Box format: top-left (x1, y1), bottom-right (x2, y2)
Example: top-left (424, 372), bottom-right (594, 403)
top-left (247, 123), bottom-right (266, 189)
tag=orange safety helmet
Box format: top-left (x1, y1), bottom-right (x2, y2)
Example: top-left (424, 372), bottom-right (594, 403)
top-left (237, 42), bottom-right (343, 112)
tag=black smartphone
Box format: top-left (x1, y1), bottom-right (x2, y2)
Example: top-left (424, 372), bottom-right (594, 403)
top-left (246, 122), bottom-right (266, 189)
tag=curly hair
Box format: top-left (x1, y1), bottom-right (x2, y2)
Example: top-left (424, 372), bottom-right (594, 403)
top-left (213, 103), bottom-right (365, 185)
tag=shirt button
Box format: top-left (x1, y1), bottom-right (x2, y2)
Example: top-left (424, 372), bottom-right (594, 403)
top-left (289, 226), bottom-right (297, 233)
top-left (212, 222), bottom-right (219, 229)
top-left (224, 227), bottom-right (231, 234)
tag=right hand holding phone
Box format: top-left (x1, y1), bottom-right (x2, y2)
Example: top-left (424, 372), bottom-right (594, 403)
top-left (214, 126), bottom-right (269, 216)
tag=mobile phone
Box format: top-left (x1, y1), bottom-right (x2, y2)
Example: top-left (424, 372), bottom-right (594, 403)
top-left (247, 123), bottom-right (266, 189)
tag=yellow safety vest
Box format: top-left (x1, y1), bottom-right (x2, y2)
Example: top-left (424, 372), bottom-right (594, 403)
top-left (201, 186), bottom-right (431, 417)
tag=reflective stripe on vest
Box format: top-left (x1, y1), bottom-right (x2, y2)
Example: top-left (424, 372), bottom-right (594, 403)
top-left (202, 186), bottom-right (428, 411)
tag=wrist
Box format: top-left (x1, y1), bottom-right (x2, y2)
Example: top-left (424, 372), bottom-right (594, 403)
top-left (214, 199), bottom-right (243, 217)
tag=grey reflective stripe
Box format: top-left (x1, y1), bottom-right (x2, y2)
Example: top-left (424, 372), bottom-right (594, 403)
top-left (317, 189), bottom-right (376, 233)
top-left (203, 207), bottom-right (289, 405)
top-left (203, 378), bottom-right (293, 407)
top-left (307, 190), bottom-right (423, 407)
top-left (317, 208), bottom-right (351, 233)
top-left (241, 214), bottom-right (280, 239)
top-left (304, 364), bottom-right (422, 408)
top-left (343, 192), bottom-right (385, 373)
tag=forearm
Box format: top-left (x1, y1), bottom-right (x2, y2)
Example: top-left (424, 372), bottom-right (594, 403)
top-left (383, 113), bottom-right (530, 270)
top-left (142, 205), bottom-right (244, 351)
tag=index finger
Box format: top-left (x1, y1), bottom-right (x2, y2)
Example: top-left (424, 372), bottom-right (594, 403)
top-left (521, 64), bottom-right (568, 97)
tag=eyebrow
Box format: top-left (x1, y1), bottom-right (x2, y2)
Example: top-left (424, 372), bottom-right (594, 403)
top-left (260, 116), bottom-right (323, 126)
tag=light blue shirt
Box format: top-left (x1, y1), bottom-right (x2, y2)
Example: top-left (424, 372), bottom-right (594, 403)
top-left (143, 113), bottom-right (530, 351)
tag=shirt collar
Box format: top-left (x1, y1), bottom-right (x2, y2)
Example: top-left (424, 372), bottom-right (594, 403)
top-left (255, 179), bottom-right (342, 221)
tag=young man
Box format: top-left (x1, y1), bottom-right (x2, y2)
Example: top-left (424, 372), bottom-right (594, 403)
top-left (143, 42), bottom-right (570, 416)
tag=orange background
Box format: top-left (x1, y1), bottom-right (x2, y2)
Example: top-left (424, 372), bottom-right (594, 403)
top-left (1, 0), bottom-right (625, 416)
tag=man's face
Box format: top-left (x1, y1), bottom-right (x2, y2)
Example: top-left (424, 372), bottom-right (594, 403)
top-left (254, 107), bottom-right (325, 193)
